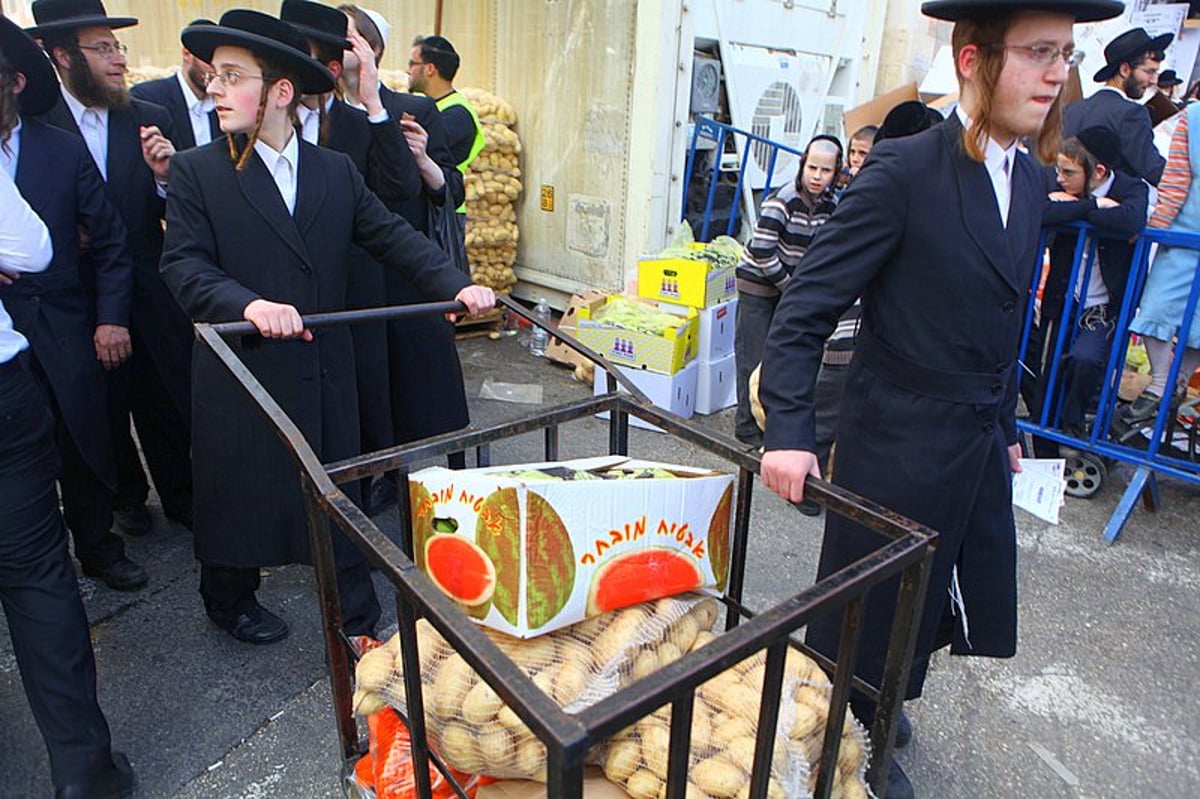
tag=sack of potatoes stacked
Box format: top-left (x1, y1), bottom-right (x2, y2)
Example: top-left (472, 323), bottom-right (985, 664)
top-left (353, 594), bottom-right (871, 798)
top-left (460, 87), bottom-right (521, 294)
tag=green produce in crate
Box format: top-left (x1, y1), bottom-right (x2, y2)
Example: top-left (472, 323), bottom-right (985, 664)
top-left (592, 297), bottom-right (685, 337)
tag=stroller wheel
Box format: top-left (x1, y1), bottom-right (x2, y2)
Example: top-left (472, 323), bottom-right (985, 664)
top-left (1064, 453), bottom-right (1106, 498)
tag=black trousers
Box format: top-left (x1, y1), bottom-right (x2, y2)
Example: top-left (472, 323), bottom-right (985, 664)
top-left (108, 328), bottom-right (192, 513)
top-left (28, 354), bottom-right (125, 569)
top-left (734, 292), bottom-right (780, 446)
top-left (0, 360), bottom-right (116, 787)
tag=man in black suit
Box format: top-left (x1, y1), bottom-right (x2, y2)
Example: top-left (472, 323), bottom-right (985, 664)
top-left (1063, 26), bottom-right (1172, 186)
top-left (0, 17), bottom-right (135, 796)
top-left (29, 0), bottom-right (195, 537)
top-left (759, 1), bottom-right (1123, 796)
top-left (159, 10), bottom-right (493, 644)
top-left (130, 19), bottom-right (220, 151)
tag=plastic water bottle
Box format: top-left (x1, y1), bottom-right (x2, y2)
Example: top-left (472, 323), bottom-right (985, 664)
top-left (530, 298), bottom-right (551, 357)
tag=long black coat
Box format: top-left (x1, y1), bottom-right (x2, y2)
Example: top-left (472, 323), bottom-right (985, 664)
top-left (130, 73), bottom-right (220, 151)
top-left (160, 138), bottom-right (471, 568)
top-left (40, 96), bottom-right (193, 418)
top-left (761, 115), bottom-right (1040, 699)
top-left (377, 86), bottom-right (470, 443)
top-left (1, 118), bottom-right (133, 489)
top-left (1063, 89), bottom-right (1165, 186)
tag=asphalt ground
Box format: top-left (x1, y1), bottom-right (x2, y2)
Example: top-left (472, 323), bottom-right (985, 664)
top-left (1, 332), bottom-right (1197, 798)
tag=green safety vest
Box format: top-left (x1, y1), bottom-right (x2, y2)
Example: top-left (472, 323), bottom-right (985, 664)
top-left (436, 91), bottom-right (486, 214)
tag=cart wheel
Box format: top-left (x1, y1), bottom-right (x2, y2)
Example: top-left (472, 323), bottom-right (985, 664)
top-left (1064, 454), bottom-right (1106, 498)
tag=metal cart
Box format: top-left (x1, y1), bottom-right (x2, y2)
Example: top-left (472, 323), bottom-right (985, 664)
top-left (195, 297), bottom-right (937, 799)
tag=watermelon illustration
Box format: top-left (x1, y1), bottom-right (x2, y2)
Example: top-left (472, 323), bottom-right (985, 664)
top-left (707, 484), bottom-right (733, 592)
top-left (524, 492), bottom-right (576, 630)
top-left (585, 547), bottom-right (704, 616)
top-left (408, 482), bottom-right (436, 571)
top-left (424, 535), bottom-right (497, 607)
top-left (476, 488), bottom-right (522, 626)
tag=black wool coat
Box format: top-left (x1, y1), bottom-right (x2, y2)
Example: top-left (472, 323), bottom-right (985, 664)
top-left (160, 138), bottom-right (471, 568)
top-left (377, 85), bottom-right (470, 444)
top-left (40, 96), bottom-right (194, 419)
top-left (1063, 89), bottom-right (1166, 186)
top-left (761, 115), bottom-right (1040, 699)
top-left (1, 118), bottom-right (133, 489)
top-left (130, 74), bottom-right (220, 151)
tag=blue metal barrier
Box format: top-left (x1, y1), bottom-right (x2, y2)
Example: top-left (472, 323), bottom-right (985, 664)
top-left (1018, 222), bottom-right (1200, 543)
top-left (682, 116), bottom-right (804, 242)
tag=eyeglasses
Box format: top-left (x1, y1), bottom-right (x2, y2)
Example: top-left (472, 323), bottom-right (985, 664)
top-left (201, 69), bottom-right (265, 89)
top-left (78, 41), bottom-right (128, 59)
top-left (1054, 165), bottom-right (1082, 176)
top-left (1001, 44), bottom-right (1084, 69)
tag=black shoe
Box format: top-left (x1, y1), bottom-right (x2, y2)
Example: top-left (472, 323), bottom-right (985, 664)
top-left (1119, 390), bottom-right (1162, 425)
top-left (210, 603), bottom-right (289, 644)
top-left (82, 557), bottom-right (148, 592)
top-left (55, 750), bottom-right (136, 799)
top-left (163, 502), bottom-right (193, 529)
top-left (113, 503), bottom-right (152, 536)
top-left (797, 498), bottom-right (822, 516)
top-left (882, 759), bottom-right (915, 799)
top-left (368, 476), bottom-right (397, 514)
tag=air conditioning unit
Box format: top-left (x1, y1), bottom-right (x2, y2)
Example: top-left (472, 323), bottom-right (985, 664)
top-left (691, 53), bottom-right (722, 115)
top-left (723, 42), bottom-right (831, 190)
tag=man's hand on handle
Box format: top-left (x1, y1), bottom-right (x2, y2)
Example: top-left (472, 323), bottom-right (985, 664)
top-left (760, 449), bottom-right (822, 504)
top-left (243, 299), bottom-right (313, 342)
top-left (447, 285), bottom-right (496, 322)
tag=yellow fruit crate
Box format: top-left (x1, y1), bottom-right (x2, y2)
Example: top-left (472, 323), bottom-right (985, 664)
top-left (577, 295), bottom-right (699, 375)
top-left (637, 254), bottom-right (737, 310)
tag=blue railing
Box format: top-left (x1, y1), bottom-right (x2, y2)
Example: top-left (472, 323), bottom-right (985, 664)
top-left (1018, 222), bottom-right (1200, 542)
top-left (682, 116), bottom-right (805, 242)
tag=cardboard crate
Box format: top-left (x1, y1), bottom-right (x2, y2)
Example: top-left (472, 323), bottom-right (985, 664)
top-left (545, 290), bottom-right (609, 370)
top-left (408, 454), bottom-right (734, 638)
top-left (659, 298), bottom-right (736, 363)
top-left (695, 353), bottom-right (737, 415)
top-left (577, 296), bottom-right (698, 375)
top-left (592, 359), bottom-right (698, 432)
top-left (637, 255), bottom-right (736, 309)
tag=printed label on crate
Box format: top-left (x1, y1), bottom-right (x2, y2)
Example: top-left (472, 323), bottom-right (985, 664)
top-left (408, 457), bottom-right (734, 637)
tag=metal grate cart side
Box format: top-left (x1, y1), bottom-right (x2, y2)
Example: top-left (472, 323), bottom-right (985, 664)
top-left (195, 298), bottom-right (938, 799)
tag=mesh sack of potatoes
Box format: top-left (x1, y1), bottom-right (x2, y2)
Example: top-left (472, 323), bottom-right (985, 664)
top-left (353, 594), bottom-right (718, 781)
top-left (462, 87), bottom-right (518, 127)
top-left (460, 88), bottom-right (522, 294)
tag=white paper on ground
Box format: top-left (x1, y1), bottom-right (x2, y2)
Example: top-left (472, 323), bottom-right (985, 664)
top-left (1012, 458), bottom-right (1067, 524)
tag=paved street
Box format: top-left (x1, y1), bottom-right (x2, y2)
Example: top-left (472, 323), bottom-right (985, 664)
top-left (2, 333), bottom-right (1197, 798)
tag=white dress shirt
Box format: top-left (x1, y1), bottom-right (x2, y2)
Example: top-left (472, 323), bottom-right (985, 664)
top-left (0, 167), bottom-right (53, 362)
top-left (62, 86), bottom-right (108, 180)
top-left (176, 69), bottom-right (215, 147)
top-left (296, 95), bottom-right (334, 145)
top-left (956, 106), bottom-right (1017, 227)
top-left (254, 132), bottom-right (300, 215)
top-left (1077, 171), bottom-right (1116, 309)
top-left (0, 118), bottom-right (21, 179)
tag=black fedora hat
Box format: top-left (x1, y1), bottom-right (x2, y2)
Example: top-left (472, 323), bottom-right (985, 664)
top-left (279, 0), bottom-right (350, 51)
top-left (182, 9), bottom-right (334, 95)
top-left (1159, 69), bottom-right (1183, 89)
top-left (0, 16), bottom-right (59, 116)
top-left (922, 0), bottom-right (1124, 22)
top-left (25, 0), bottom-right (137, 38)
top-left (1074, 125), bottom-right (1125, 171)
top-left (1093, 27), bottom-right (1174, 83)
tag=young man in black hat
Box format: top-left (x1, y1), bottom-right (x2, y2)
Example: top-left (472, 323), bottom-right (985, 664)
top-left (759, 1), bottom-right (1123, 796)
top-left (0, 16), bottom-right (136, 797)
top-left (130, 18), bottom-right (220, 151)
top-left (1063, 26), bottom-right (1172, 185)
top-left (28, 0), bottom-right (196, 540)
top-left (1158, 68), bottom-right (1184, 105)
top-left (160, 10), bottom-right (493, 644)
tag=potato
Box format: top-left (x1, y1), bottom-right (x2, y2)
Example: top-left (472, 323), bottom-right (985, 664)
top-left (790, 701), bottom-right (822, 741)
top-left (713, 683), bottom-right (763, 724)
top-left (727, 734), bottom-right (759, 768)
top-left (669, 614), bottom-right (699, 653)
top-left (691, 630), bottom-right (717, 652)
top-left (639, 723), bottom-right (671, 778)
top-left (551, 660), bottom-right (591, 706)
top-left (593, 610), bottom-right (647, 666)
top-left (354, 644), bottom-right (395, 694)
top-left (742, 663), bottom-right (767, 691)
top-left (625, 768), bottom-right (665, 799)
top-left (690, 709), bottom-right (714, 753)
top-left (839, 777), bottom-right (869, 799)
top-left (496, 703), bottom-right (530, 738)
top-left (692, 755), bottom-right (747, 798)
top-left (515, 738), bottom-right (547, 780)
top-left (604, 738), bottom-right (642, 783)
top-left (655, 641), bottom-right (682, 668)
top-left (438, 724), bottom-right (483, 772)
top-left (478, 727), bottom-right (515, 768)
top-left (555, 636), bottom-right (596, 671)
top-left (352, 688), bottom-right (387, 717)
top-left (712, 716), bottom-right (754, 749)
top-left (462, 679), bottom-right (503, 724)
top-left (429, 654), bottom-right (475, 719)
top-left (837, 733), bottom-right (864, 775)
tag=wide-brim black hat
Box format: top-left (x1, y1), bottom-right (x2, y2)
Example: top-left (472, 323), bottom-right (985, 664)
top-left (0, 16), bottom-right (60, 116)
top-left (1159, 69), bottom-right (1183, 89)
top-left (922, 0), bottom-right (1124, 22)
top-left (182, 10), bottom-right (334, 95)
top-left (25, 0), bottom-right (137, 38)
top-left (1093, 27), bottom-right (1174, 83)
top-left (1074, 125), bottom-right (1126, 171)
top-left (279, 0), bottom-right (350, 51)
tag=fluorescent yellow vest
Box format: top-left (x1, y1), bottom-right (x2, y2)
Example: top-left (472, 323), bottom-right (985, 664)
top-left (436, 91), bottom-right (486, 214)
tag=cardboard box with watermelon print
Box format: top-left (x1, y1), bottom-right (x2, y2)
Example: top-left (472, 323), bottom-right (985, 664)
top-left (407, 456), bottom-right (735, 638)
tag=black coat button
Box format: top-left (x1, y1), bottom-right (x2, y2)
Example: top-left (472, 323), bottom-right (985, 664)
top-left (983, 422), bottom-right (995, 434)
top-left (1003, 301), bottom-right (1015, 313)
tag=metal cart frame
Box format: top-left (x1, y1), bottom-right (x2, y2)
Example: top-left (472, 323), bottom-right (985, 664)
top-left (195, 297), bottom-right (937, 799)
